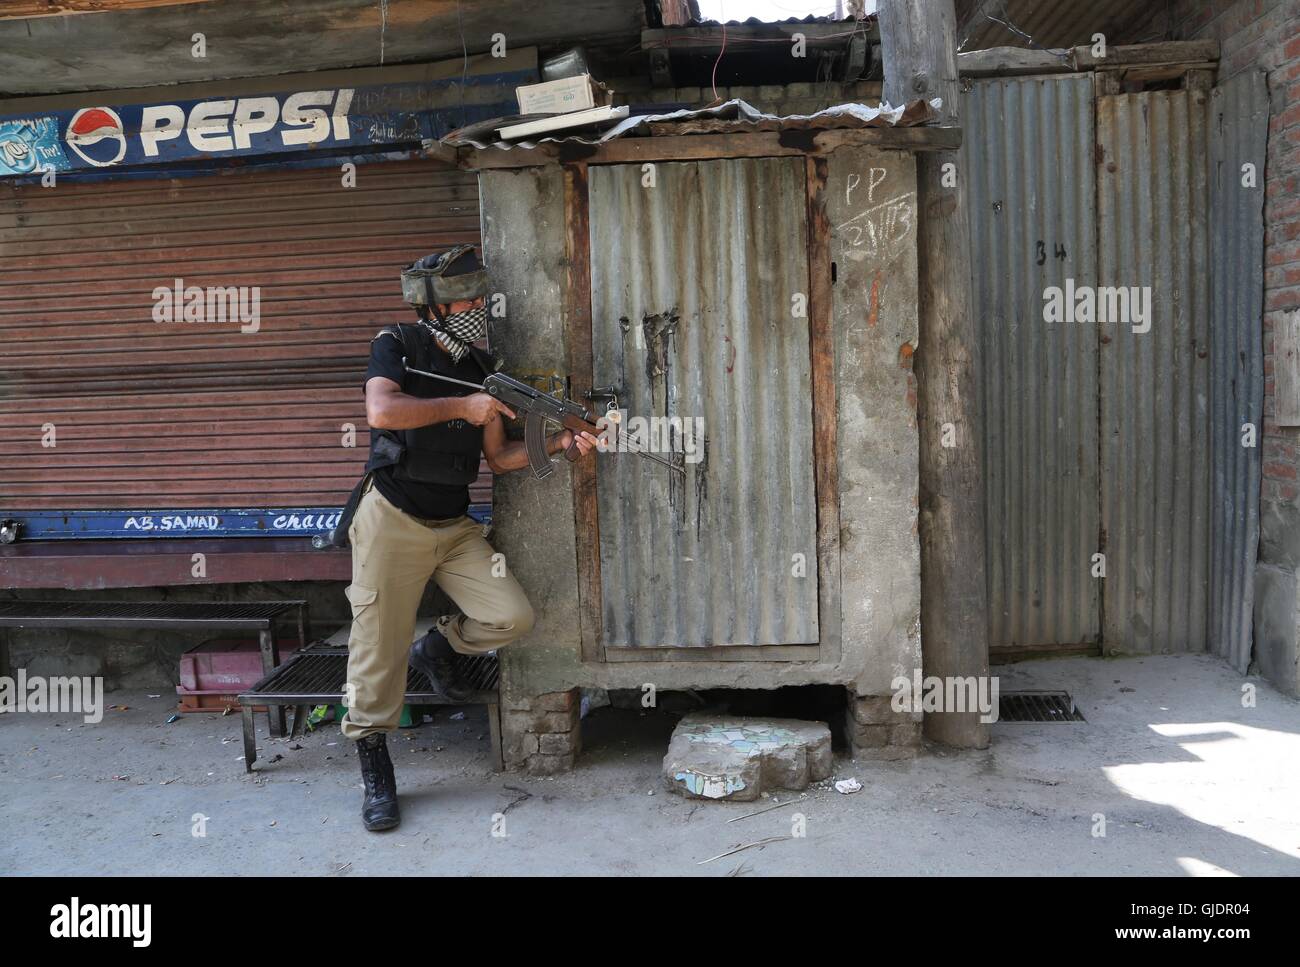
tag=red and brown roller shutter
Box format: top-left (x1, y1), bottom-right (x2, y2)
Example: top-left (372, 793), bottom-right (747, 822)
top-left (0, 158), bottom-right (492, 529)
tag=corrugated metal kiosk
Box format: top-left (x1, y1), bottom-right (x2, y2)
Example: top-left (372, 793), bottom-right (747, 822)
top-left (455, 104), bottom-right (956, 767)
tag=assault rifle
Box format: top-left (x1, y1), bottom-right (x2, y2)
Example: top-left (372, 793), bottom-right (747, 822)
top-left (402, 362), bottom-right (685, 479)
top-left (310, 364), bottom-right (682, 549)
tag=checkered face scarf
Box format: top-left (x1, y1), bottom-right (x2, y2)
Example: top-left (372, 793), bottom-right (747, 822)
top-left (425, 305), bottom-right (488, 362)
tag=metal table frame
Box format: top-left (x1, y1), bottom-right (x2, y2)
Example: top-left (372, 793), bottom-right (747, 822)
top-left (0, 599), bottom-right (308, 737)
top-left (238, 645), bottom-right (503, 773)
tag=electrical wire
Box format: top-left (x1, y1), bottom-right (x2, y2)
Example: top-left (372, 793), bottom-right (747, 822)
top-left (710, 0), bottom-right (728, 101)
top-left (974, 0), bottom-right (1071, 61)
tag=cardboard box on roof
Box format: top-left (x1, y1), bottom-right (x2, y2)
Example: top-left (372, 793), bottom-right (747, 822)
top-left (516, 74), bottom-right (611, 115)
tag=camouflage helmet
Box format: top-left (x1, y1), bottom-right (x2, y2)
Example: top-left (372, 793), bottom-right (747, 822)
top-left (400, 244), bottom-right (489, 307)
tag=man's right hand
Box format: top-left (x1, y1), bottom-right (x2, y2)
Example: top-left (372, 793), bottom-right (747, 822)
top-left (460, 392), bottom-right (516, 426)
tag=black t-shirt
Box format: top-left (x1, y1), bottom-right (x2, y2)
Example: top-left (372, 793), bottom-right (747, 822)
top-left (364, 327), bottom-right (485, 520)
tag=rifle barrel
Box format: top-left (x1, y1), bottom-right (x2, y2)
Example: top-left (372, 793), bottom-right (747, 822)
top-left (617, 434), bottom-right (686, 475)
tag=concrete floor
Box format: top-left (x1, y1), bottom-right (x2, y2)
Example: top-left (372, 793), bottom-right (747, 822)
top-left (1, 653), bottom-right (1297, 876)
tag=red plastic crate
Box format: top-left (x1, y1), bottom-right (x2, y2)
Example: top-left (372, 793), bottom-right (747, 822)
top-left (176, 637), bottom-right (301, 713)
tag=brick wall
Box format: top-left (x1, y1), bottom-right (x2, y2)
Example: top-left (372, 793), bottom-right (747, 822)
top-left (1154, 1), bottom-right (1300, 692)
top-left (1160, 3), bottom-right (1300, 525)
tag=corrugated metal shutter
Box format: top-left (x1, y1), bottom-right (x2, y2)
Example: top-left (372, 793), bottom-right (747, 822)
top-left (0, 159), bottom-right (491, 518)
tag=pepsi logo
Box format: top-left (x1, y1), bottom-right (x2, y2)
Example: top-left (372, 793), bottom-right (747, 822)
top-left (66, 106), bottom-right (126, 167)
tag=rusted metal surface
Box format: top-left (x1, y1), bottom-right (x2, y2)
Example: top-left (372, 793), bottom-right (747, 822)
top-left (0, 539), bottom-right (350, 589)
top-left (448, 97), bottom-right (945, 151)
top-left (0, 599), bottom-right (303, 624)
top-left (1209, 70), bottom-right (1268, 674)
top-left (0, 159), bottom-right (490, 511)
top-left (562, 162), bottom-right (604, 663)
top-left (461, 129), bottom-right (964, 174)
top-left (1098, 86), bottom-right (1212, 654)
top-left (587, 157), bottom-right (819, 647)
top-left (642, 101), bottom-right (939, 137)
top-left (963, 73), bottom-right (1100, 648)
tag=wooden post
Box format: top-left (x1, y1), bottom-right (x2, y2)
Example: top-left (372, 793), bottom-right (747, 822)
top-left (878, 0), bottom-right (990, 747)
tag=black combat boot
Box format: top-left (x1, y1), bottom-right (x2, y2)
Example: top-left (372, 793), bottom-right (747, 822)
top-left (355, 733), bottom-right (400, 831)
top-left (408, 627), bottom-right (475, 703)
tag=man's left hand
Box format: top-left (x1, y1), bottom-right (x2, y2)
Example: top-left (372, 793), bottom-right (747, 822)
top-left (558, 430), bottom-right (600, 458)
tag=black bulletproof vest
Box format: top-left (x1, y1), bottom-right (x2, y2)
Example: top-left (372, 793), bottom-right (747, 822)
top-left (365, 323), bottom-right (488, 486)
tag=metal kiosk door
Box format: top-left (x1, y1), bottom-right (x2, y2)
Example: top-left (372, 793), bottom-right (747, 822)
top-left (586, 157), bottom-right (821, 652)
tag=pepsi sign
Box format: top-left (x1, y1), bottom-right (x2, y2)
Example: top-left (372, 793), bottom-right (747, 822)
top-left (133, 89), bottom-right (355, 160)
top-left (0, 75), bottom-right (525, 180)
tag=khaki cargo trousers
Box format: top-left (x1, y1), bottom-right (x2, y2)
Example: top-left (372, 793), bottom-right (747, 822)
top-left (340, 480), bottom-right (534, 740)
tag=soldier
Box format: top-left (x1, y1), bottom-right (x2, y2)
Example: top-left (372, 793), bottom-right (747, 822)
top-left (338, 245), bottom-right (598, 831)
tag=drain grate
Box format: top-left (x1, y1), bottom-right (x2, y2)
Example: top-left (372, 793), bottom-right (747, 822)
top-left (998, 690), bottom-right (1085, 722)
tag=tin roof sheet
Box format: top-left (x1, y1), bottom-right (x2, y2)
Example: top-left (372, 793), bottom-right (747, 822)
top-left (443, 96), bottom-right (939, 150)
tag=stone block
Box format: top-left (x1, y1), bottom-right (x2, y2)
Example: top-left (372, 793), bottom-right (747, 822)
top-left (851, 695), bottom-right (898, 725)
top-left (849, 723), bottom-right (890, 748)
top-left (529, 710), bottom-right (576, 733)
top-left (535, 689), bottom-right (577, 713)
top-left (539, 731), bottom-right (579, 756)
top-left (662, 714), bottom-right (832, 802)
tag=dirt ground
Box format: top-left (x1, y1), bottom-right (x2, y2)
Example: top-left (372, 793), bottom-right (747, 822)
top-left (1, 653), bottom-right (1297, 876)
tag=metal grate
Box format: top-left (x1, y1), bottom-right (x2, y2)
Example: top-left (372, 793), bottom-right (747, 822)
top-left (0, 600), bottom-right (301, 625)
top-left (243, 647), bottom-right (498, 704)
top-left (998, 690), bottom-right (1086, 722)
